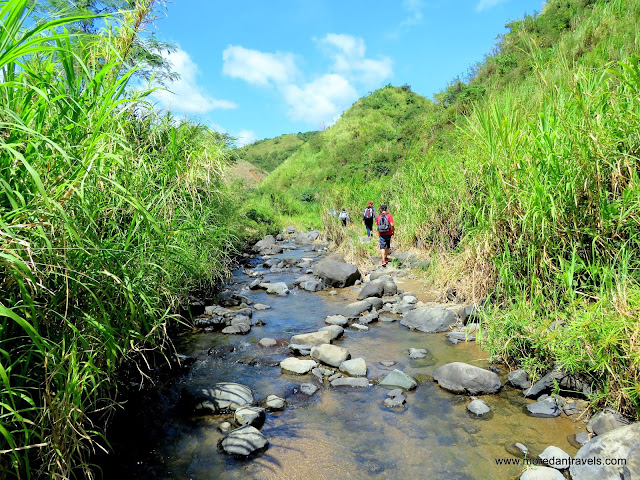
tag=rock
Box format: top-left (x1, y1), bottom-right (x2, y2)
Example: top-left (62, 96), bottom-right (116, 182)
top-left (520, 466), bottom-right (565, 480)
top-left (350, 324), bottom-right (369, 331)
top-left (573, 432), bottom-right (590, 446)
top-left (357, 279), bottom-right (385, 300)
top-left (380, 361), bottom-right (396, 367)
top-left (300, 383), bottom-right (318, 396)
top-left (538, 446), bottom-right (571, 470)
top-left (258, 337), bottom-right (277, 347)
top-left (467, 399), bottom-right (491, 416)
top-left (184, 382), bottom-right (255, 414)
top-left (216, 291), bottom-right (251, 307)
top-left (280, 357), bottom-right (317, 375)
top-left (331, 377), bottom-right (369, 388)
top-left (264, 395), bottom-right (286, 411)
top-left (380, 316), bottom-right (396, 323)
top-left (526, 397), bottom-right (561, 418)
top-left (249, 279), bottom-right (263, 290)
top-left (318, 325), bottom-right (344, 340)
top-left (570, 422), bottom-right (640, 480)
top-left (400, 307), bottom-right (458, 333)
top-left (235, 406), bottom-right (266, 429)
top-left (325, 314), bottom-right (349, 326)
top-left (387, 389), bottom-right (404, 398)
top-left (433, 362), bottom-right (502, 395)
top-left (222, 323), bottom-right (251, 335)
top-left (379, 369), bottom-right (418, 390)
top-left (328, 372), bottom-right (342, 382)
top-left (342, 300), bottom-right (372, 317)
top-left (363, 297), bottom-right (384, 310)
top-left (253, 235), bottom-right (276, 251)
top-left (295, 231), bottom-right (320, 245)
top-left (408, 348), bottom-right (428, 359)
top-left (383, 395), bottom-right (406, 408)
top-left (524, 366), bottom-right (592, 398)
top-left (290, 330), bottom-right (333, 346)
top-left (288, 344), bottom-right (312, 356)
top-left (218, 421), bottom-right (232, 433)
top-left (515, 443), bottom-right (529, 456)
top-left (313, 259), bottom-right (361, 288)
top-left (587, 408), bottom-right (630, 436)
top-left (230, 315), bottom-right (251, 326)
top-left (301, 279), bottom-right (324, 292)
top-left (311, 344), bottom-right (350, 367)
top-left (263, 282), bottom-right (289, 296)
top-left (219, 425), bottom-right (269, 457)
top-left (193, 315), bottom-right (226, 330)
top-left (358, 312), bottom-right (379, 325)
top-left (339, 357), bottom-right (367, 377)
top-left (383, 281), bottom-right (397, 296)
top-left (509, 369), bottom-right (531, 389)
top-left (402, 295), bottom-right (417, 304)
top-left (446, 329), bottom-right (476, 344)
top-left (253, 303), bottom-right (271, 311)
top-left (286, 226), bottom-right (295, 234)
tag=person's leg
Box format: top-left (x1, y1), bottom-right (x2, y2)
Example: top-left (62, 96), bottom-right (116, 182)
top-left (365, 222), bottom-right (372, 237)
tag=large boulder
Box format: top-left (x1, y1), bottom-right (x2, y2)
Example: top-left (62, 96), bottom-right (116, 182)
top-left (280, 357), bottom-right (317, 375)
top-left (570, 422), bottom-right (640, 480)
top-left (183, 382), bottom-right (254, 414)
top-left (433, 362), bottom-right (502, 395)
top-left (343, 300), bottom-right (372, 317)
top-left (290, 330), bottom-right (333, 346)
top-left (311, 344), bottom-right (350, 367)
top-left (219, 425), bottom-right (269, 457)
top-left (400, 307), bottom-right (458, 333)
top-left (295, 231), bottom-right (320, 245)
top-left (357, 279), bottom-right (385, 300)
top-left (587, 408), bottom-right (630, 436)
top-left (313, 259), bottom-right (361, 288)
top-left (263, 282), bottom-right (289, 296)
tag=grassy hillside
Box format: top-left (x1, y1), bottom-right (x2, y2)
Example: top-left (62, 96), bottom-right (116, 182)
top-left (235, 131), bottom-right (319, 173)
top-left (255, 0), bottom-right (640, 418)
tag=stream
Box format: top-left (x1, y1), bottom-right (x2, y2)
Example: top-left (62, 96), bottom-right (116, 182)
top-left (101, 238), bottom-right (585, 480)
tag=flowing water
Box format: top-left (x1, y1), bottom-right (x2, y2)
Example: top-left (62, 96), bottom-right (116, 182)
top-left (103, 243), bottom-right (586, 480)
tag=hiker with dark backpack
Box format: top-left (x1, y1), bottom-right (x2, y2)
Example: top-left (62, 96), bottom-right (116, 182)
top-left (362, 201), bottom-right (376, 238)
top-left (339, 208), bottom-right (350, 227)
top-left (376, 204), bottom-right (395, 266)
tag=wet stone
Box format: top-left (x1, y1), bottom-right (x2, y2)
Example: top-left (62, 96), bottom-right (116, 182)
top-left (280, 357), bottom-right (317, 375)
top-left (219, 421), bottom-right (232, 433)
top-left (264, 395), bottom-right (286, 411)
top-left (300, 383), bottom-right (319, 396)
top-left (222, 323), bottom-right (251, 335)
top-left (467, 399), bottom-right (491, 416)
top-left (318, 325), bottom-right (344, 340)
top-left (538, 446), bottom-right (571, 470)
top-left (379, 369), bottom-right (418, 390)
top-left (526, 397), bottom-right (561, 418)
top-left (258, 337), bottom-right (277, 347)
top-left (253, 303), bottom-right (271, 311)
top-left (383, 395), bottom-right (406, 408)
top-left (325, 314), bottom-right (349, 326)
top-left (508, 369), bottom-right (531, 390)
top-left (235, 406), bottom-right (266, 429)
top-left (350, 324), bottom-right (369, 331)
top-left (219, 425), bottom-right (269, 458)
top-left (339, 357), bottom-right (367, 377)
top-left (408, 348), bottom-right (428, 359)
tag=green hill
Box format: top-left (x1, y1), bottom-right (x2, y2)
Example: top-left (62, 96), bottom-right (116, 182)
top-left (235, 131), bottom-right (319, 173)
top-left (253, 0), bottom-right (640, 417)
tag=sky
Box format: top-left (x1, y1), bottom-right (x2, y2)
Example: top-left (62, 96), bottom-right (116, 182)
top-left (148, 0), bottom-right (546, 147)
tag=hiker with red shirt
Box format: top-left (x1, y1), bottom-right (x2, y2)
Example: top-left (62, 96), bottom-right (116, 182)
top-left (376, 204), bottom-right (394, 266)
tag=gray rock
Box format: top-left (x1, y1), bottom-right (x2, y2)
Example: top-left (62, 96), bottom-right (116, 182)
top-left (383, 281), bottom-right (397, 296)
top-left (467, 399), bottom-right (491, 416)
top-left (184, 382), bottom-right (255, 414)
top-left (319, 325), bottom-right (344, 340)
top-left (288, 344), bottom-right (312, 356)
top-left (538, 446), bottom-right (571, 470)
top-left (331, 377), bottom-right (369, 388)
top-left (402, 295), bottom-right (417, 304)
top-left (380, 361), bottom-right (396, 367)
top-left (387, 389), bottom-right (404, 398)
top-left (520, 466), bottom-right (565, 480)
top-left (350, 323), bottom-right (369, 331)
top-left (222, 323), bottom-right (251, 335)
top-left (253, 235), bottom-right (276, 252)
top-left (328, 372), bottom-right (342, 382)
top-left (339, 357), bottom-right (367, 377)
top-left (571, 423), bottom-right (640, 480)
top-left (383, 395), bottom-right (406, 408)
top-left (380, 316), bottom-right (396, 323)
top-left (286, 226), bottom-right (295, 234)
top-left (290, 330), bottom-right (333, 346)
top-left (357, 279), bottom-right (385, 300)
top-left (235, 406), bottom-right (266, 429)
top-left (433, 362), bottom-right (502, 395)
top-left (311, 344), bottom-right (350, 367)
top-left (249, 279), bottom-right (264, 290)
top-left (264, 395), bottom-right (286, 411)
top-left (400, 307), bottom-right (458, 333)
top-left (446, 329), bottom-right (476, 344)
top-left (587, 408), bottom-right (630, 436)
top-left (526, 397), bottom-right (561, 418)
top-left (574, 432), bottom-right (590, 446)
top-left (313, 259), bottom-right (361, 288)
top-left (343, 300), bottom-right (372, 317)
top-left (280, 357), bottom-right (317, 375)
top-left (301, 279), bottom-right (324, 292)
top-left (231, 315), bottom-right (252, 326)
top-left (358, 312), bottom-right (379, 325)
top-left (408, 348), bottom-right (428, 359)
top-left (364, 297), bottom-right (384, 310)
top-left (193, 315), bottom-right (226, 330)
top-left (509, 369), bottom-right (531, 389)
top-left (219, 425), bottom-right (269, 457)
top-left (263, 282), bottom-right (289, 296)
top-left (325, 314), bottom-right (349, 326)
top-left (218, 421), bottom-right (232, 433)
top-left (300, 383), bottom-right (318, 396)
top-left (258, 337), bottom-right (277, 347)
top-left (295, 231), bottom-right (320, 245)
top-left (259, 244), bottom-right (284, 255)
top-left (515, 443), bottom-right (529, 455)
top-left (379, 369), bottom-right (418, 390)
top-left (253, 303), bottom-right (271, 311)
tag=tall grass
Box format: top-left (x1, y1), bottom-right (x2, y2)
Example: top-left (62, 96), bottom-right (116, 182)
top-left (0, 1), bottom-right (258, 477)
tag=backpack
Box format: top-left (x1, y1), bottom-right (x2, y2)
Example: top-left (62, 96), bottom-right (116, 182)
top-left (363, 207), bottom-right (374, 219)
top-left (378, 213), bottom-right (391, 233)
top-left (339, 211), bottom-right (348, 220)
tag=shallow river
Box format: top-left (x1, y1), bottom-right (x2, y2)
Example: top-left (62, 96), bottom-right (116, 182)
top-left (103, 243), bottom-right (585, 480)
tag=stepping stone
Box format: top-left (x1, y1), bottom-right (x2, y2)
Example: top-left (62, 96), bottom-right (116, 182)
top-left (264, 395), bottom-right (286, 411)
top-left (379, 369), bottom-right (418, 390)
top-left (219, 425), bottom-right (268, 457)
top-left (235, 406), bottom-right (266, 429)
top-left (280, 357), bottom-right (317, 375)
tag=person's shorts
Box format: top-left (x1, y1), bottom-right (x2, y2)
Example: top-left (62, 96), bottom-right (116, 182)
top-left (379, 234), bottom-right (392, 249)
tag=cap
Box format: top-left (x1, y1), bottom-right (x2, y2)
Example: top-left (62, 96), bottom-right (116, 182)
top-left (368, 201), bottom-right (373, 205)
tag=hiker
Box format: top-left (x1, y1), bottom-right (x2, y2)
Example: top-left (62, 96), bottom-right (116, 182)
top-left (376, 204), bottom-right (394, 266)
top-left (362, 201), bottom-right (376, 238)
top-left (339, 208), bottom-right (350, 227)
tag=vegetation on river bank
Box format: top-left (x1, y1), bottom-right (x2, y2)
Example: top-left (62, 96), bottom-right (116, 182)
top-left (251, 0), bottom-right (640, 419)
top-left (0, 1), bottom-right (272, 478)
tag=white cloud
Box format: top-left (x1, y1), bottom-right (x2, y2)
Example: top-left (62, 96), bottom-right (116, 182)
top-left (401, 0), bottom-right (424, 26)
top-left (319, 34), bottom-right (392, 87)
top-left (476, 0), bottom-right (508, 12)
top-left (235, 129), bottom-right (257, 147)
top-left (282, 74), bottom-right (357, 126)
top-left (222, 45), bottom-right (298, 86)
top-left (153, 48), bottom-right (237, 114)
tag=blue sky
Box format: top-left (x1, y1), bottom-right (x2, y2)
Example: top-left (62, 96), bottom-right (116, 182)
top-left (149, 0), bottom-right (545, 146)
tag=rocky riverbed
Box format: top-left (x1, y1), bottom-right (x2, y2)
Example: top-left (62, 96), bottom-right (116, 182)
top-left (101, 230), bottom-right (639, 480)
